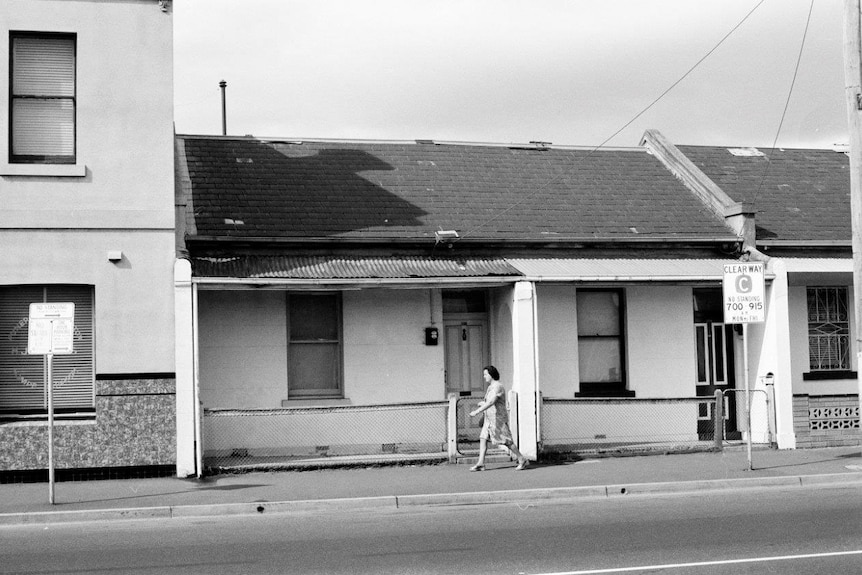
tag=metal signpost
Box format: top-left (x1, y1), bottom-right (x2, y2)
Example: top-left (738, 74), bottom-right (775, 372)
top-left (28, 302), bottom-right (75, 504)
top-left (722, 263), bottom-right (764, 471)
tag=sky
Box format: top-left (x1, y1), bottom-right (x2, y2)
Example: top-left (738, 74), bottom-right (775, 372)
top-left (173, 0), bottom-right (850, 149)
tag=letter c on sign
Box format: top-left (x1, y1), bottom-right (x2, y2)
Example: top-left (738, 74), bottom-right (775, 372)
top-left (735, 274), bottom-right (752, 293)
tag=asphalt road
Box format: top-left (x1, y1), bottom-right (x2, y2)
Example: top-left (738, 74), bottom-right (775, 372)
top-left (1, 484), bottom-right (861, 574)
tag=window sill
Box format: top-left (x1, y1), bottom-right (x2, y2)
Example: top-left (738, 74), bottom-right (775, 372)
top-left (575, 390), bottom-right (636, 398)
top-left (802, 370), bottom-right (858, 381)
top-left (0, 414), bottom-right (96, 426)
top-left (282, 398), bottom-right (351, 408)
top-left (1, 163), bottom-right (87, 177)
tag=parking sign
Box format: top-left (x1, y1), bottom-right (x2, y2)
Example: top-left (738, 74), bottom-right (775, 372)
top-left (722, 263), bottom-right (764, 324)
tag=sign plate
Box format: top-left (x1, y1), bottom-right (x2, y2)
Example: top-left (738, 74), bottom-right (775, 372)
top-left (28, 303), bottom-right (75, 355)
top-left (722, 263), bottom-right (765, 324)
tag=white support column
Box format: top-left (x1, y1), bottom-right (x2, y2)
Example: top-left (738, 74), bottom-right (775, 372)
top-left (174, 258), bottom-right (198, 476)
top-left (512, 281), bottom-right (539, 459)
top-left (761, 260), bottom-right (796, 448)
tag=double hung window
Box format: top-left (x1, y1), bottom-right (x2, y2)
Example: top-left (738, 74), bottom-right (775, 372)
top-left (10, 32), bottom-right (76, 164)
top-left (576, 289), bottom-right (630, 396)
top-left (287, 293), bottom-right (342, 398)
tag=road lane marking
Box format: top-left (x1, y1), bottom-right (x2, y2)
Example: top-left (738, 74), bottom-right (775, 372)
top-left (534, 549), bottom-right (862, 574)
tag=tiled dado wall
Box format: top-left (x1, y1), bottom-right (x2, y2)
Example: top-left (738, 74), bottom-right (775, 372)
top-left (793, 394), bottom-right (861, 448)
top-left (0, 377), bottom-right (176, 471)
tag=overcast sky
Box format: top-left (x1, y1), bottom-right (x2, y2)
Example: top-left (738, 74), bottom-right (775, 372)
top-left (173, 0), bottom-right (849, 149)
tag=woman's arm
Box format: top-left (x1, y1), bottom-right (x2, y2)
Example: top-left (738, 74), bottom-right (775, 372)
top-left (469, 400), bottom-right (492, 417)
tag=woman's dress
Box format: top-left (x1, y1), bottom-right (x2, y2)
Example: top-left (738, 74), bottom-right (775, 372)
top-left (480, 381), bottom-right (513, 446)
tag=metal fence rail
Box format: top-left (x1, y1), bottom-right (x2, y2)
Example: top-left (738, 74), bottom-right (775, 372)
top-left (540, 396), bottom-right (720, 455)
top-left (203, 401), bottom-right (448, 470)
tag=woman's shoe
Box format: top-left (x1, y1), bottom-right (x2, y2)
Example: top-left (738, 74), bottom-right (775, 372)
top-left (515, 458), bottom-right (529, 471)
top-left (469, 464), bottom-right (485, 472)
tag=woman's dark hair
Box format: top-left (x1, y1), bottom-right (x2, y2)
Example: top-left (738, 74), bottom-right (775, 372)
top-left (483, 365), bottom-right (500, 381)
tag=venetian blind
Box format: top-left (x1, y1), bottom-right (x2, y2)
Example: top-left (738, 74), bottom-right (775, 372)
top-left (0, 286), bottom-right (94, 413)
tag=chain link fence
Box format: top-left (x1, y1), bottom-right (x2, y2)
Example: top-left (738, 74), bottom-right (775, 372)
top-left (203, 401), bottom-right (448, 472)
top-left (540, 396), bottom-right (722, 456)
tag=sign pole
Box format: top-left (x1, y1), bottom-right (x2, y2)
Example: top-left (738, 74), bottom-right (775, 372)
top-left (742, 325), bottom-right (752, 471)
top-left (28, 302), bottom-right (74, 505)
top-left (47, 350), bottom-right (55, 505)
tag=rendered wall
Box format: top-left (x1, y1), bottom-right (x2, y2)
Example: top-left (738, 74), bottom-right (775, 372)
top-left (536, 284), bottom-right (696, 398)
top-left (0, 0), bottom-right (175, 374)
top-left (198, 288), bottom-right (446, 409)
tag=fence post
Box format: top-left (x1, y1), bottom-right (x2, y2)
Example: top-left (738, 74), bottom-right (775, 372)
top-left (765, 381), bottom-right (777, 447)
top-left (714, 389), bottom-right (724, 451)
top-left (447, 393), bottom-right (460, 463)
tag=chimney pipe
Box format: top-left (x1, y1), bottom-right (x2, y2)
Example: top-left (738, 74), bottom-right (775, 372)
top-left (219, 80), bottom-right (227, 136)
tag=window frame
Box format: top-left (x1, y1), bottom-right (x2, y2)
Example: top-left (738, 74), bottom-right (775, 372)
top-left (9, 31), bottom-right (77, 165)
top-left (575, 288), bottom-right (632, 397)
top-left (804, 286), bottom-right (855, 379)
top-left (286, 292), bottom-right (343, 399)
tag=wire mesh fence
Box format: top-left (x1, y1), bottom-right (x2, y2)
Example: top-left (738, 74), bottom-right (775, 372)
top-left (203, 401), bottom-right (448, 471)
top-left (540, 396), bottom-right (722, 456)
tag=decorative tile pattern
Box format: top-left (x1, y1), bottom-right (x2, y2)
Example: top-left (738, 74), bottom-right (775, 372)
top-left (0, 377), bottom-right (176, 471)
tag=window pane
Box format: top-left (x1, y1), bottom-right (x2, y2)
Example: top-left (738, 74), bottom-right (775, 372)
top-left (288, 343), bottom-right (339, 394)
top-left (578, 339), bottom-right (621, 383)
top-left (289, 294), bottom-right (338, 341)
top-left (12, 99), bottom-right (75, 156)
top-left (577, 291), bottom-right (619, 336)
top-left (12, 37), bottom-right (75, 96)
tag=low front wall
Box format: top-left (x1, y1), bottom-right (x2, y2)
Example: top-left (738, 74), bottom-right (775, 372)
top-left (0, 377), bottom-right (176, 471)
top-left (793, 394), bottom-right (861, 448)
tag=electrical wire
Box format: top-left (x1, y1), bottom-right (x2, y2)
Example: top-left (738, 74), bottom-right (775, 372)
top-left (750, 0), bottom-right (816, 208)
top-left (455, 0), bottom-right (767, 241)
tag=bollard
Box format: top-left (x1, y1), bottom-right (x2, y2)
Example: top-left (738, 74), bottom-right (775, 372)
top-left (713, 389), bottom-right (724, 450)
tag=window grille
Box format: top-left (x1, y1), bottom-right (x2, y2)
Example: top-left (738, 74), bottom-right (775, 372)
top-left (807, 287), bottom-right (850, 371)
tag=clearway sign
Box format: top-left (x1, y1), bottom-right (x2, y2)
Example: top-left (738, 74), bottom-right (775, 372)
top-left (722, 263), bottom-right (765, 324)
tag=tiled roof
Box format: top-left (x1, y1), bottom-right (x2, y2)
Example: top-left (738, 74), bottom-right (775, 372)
top-left (676, 145), bottom-right (851, 244)
top-left (177, 136), bottom-right (734, 243)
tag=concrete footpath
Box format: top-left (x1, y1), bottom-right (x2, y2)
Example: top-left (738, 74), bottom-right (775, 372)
top-left (2, 446), bottom-right (862, 526)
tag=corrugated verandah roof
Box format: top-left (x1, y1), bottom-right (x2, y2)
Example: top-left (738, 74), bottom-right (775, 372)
top-left (191, 256), bottom-right (521, 279)
top-left (190, 255), bottom-right (755, 282)
top-left (177, 135), bottom-right (736, 243)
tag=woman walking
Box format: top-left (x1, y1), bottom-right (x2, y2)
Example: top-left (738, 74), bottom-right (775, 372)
top-left (469, 365), bottom-right (529, 471)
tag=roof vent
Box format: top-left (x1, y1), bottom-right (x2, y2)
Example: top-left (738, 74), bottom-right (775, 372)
top-left (727, 147), bottom-right (764, 157)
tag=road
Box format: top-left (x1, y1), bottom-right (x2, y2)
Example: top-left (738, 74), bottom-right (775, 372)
top-left (1, 484), bottom-right (861, 574)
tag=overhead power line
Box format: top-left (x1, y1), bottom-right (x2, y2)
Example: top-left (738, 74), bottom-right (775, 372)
top-left (457, 0), bottom-right (767, 241)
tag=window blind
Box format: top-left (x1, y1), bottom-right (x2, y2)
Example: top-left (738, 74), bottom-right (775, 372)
top-left (0, 286), bottom-right (94, 413)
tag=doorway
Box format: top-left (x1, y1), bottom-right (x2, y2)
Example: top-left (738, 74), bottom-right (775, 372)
top-left (443, 290), bottom-right (489, 442)
top-left (693, 288), bottom-right (739, 440)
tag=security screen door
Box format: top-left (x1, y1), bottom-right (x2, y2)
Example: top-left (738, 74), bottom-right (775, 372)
top-left (693, 288), bottom-right (739, 440)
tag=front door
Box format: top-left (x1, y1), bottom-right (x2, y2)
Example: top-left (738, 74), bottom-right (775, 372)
top-left (693, 289), bottom-right (738, 440)
top-left (442, 290), bottom-right (489, 442)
